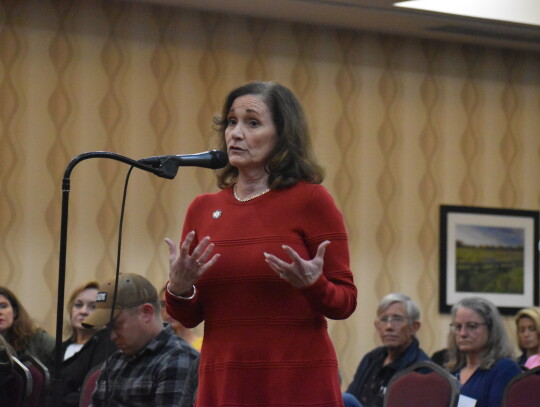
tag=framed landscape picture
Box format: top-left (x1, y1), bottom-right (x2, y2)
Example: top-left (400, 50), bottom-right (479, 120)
top-left (439, 205), bottom-right (539, 315)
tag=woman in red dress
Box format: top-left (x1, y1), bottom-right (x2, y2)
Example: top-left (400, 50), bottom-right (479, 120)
top-left (165, 81), bottom-right (357, 406)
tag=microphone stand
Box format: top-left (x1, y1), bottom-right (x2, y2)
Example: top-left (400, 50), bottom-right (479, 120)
top-left (50, 151), bottom-right (177, 406)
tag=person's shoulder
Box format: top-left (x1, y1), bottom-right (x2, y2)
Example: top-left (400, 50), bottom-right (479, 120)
top-left (278, 182), bottom-right (336, 206)
top-left (162, 328), bottom-right (199, 357)
top-left (31, 329), bottom-right (55, 348)
top-left (188, 187), bottom-right (230, 208)
top-left (487, 358), bottom-right (522, 377)
top-left (494, 357), bottom-right (521, 369)
top-left (151, 332), bottom-right (199, 373)
top-left (362, 346), bottom-right (387, 360)
top-left (495, 357), bottom-right (520, 366)
top-left (283, 181), bottom-right (326, 195)
top-left (195, 187), bottom-right (229, 200)
top-left (416, 348), bottom-right (431, 362)
top-left (412, 339), bottom-right (430, 361)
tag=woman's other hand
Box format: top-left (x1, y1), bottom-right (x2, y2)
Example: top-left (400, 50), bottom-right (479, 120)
top-left (263, 240), bottom-right (330, 288)
top-left (165, 231), bottom-right (220, 295)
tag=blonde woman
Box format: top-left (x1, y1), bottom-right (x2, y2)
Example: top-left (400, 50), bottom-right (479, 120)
top-left (514, 307), bottom-right (540, 367)
top-left (58, 281), bottom-right (115, 406)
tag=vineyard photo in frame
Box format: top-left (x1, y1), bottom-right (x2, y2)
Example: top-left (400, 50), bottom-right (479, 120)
top-left (439, 205), bottom-right (539, 315)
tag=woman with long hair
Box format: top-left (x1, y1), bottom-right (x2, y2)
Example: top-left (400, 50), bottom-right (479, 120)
top-left (447, 297), bottom-right (522, 407)
top-left (0, 286), bottom-right (54, 367)
top-left (165, 81), bottom-right (356, 406)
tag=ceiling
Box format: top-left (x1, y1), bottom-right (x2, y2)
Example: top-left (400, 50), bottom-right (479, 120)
top-left (127, 0), bottom-right (540, 53)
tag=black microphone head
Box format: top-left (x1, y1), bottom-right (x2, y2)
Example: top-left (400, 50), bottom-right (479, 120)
top-left (209, 150), bottom-right (229, 169)
top-left (138, 150), bottom-right (228, 170)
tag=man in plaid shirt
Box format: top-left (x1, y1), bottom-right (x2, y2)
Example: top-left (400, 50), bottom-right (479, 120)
top-left (82, 273), bottom-right (199, 406)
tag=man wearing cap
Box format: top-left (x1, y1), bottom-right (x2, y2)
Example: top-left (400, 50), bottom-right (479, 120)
top-left (83, 273), bottom-right (199, 407)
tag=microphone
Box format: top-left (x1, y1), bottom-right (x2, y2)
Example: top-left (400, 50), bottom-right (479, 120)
top-left (138, 150), bottom-right (228, 170)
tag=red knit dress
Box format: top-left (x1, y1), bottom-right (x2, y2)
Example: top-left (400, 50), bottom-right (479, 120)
top-left (166, 181), bottom-right (357, 406)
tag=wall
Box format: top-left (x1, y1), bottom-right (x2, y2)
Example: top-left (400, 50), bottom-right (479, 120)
top-left (1, 0), bottom-right (539, 387)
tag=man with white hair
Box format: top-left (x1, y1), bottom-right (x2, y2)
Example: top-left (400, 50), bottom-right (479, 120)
top-left (344, 293), bottom-right (430, 407)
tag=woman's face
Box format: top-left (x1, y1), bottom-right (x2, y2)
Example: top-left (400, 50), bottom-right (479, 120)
top-left (70, 288), bottom-right (98, 332)
top-left (453, 307), bottom-right (489, 356)
top-left (0, 295), bottom-right (15, 334)
top-left (225, 94), bottom-right (277, 175)
top-left (517, 316), bottom-right (539, 353)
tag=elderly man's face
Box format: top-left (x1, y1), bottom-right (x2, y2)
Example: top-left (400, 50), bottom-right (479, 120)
top-left (375, 302), bottom-right (419, 353)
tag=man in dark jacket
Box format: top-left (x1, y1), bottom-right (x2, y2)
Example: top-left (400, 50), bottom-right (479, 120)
top-left (345, 293), bottom-right (430, 407)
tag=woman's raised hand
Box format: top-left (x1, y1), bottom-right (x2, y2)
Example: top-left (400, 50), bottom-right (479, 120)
top-left (165, 231), bottom-right (220, 295)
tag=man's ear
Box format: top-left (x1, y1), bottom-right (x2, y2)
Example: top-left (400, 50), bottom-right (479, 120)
top-left (411, 320), bottom-right (421, 334)
top-left (140, 303), bottom-right (155, 321)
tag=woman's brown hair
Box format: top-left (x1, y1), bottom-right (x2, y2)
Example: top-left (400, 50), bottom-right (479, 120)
top-left (0, 286), bottom-right (37, 352)
top-left (215, 81), bottom-right (324, 190)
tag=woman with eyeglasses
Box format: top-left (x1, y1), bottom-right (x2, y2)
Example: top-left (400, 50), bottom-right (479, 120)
top-left (446, 297), bottom-right (521, 407)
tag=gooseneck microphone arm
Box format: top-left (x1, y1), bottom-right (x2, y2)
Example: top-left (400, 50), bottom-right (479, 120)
top-left (51, 150), bottom-right (224, 406)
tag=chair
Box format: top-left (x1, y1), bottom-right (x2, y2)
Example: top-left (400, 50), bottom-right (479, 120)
top-left (12, 356), bottom-right (33, 407)
top-left (383, 360), bottom-right (459, 407)
top-left (19, 353), bottom-right (51, 407)
top-left (502, 365), bottom-right (540, 407)
top-left (79, 366), bottom-right (101, 407)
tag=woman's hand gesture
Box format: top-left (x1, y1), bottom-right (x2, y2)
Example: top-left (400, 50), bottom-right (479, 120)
top-left (263, 240), bottom-right (330, 288)
top-left (165, 230), bottom-right (220, 296)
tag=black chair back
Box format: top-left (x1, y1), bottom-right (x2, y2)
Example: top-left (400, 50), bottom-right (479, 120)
top-left (12, 356), bottom-right (33, 407)
top-left (19, 353), bottom-right (51, 407)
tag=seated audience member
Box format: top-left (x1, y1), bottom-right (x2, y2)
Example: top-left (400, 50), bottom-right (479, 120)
top-left (159, 286), bottom-right (202, 351)
top-left (447, 297), bottom-right (522, 407)
top-left (514, 307), bottom-right (540, 366)
top-left (58, 281), bottom-right (116, 406)
top-left (82, 273), bottom-right (199, 406)
top-left (0, 286), bottom-right (55, 368)
top-left (345, 293), bottom-right (430, 407)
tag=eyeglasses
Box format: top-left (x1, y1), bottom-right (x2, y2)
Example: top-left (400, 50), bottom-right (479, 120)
top-left (449, 322), bottom-right (488, 333)
top-left (376, 315), bottom-right (408, 326)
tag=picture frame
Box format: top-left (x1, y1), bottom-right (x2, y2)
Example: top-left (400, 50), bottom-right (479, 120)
top-left (439, 205), bottom-right (539, 315)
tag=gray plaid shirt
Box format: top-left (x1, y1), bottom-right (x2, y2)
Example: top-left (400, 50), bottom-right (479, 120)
top-left (90, 325), bottom-right (199, 407)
